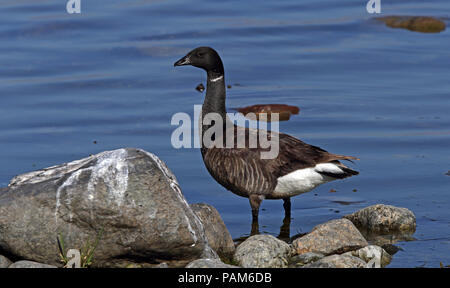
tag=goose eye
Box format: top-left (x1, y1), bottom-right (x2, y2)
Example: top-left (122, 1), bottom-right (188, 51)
top-left (197, 52), bottom-right (204, 57)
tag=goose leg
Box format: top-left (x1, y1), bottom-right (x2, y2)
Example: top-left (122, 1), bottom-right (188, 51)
top-left (283, 198), bottom-right (291, 219)
top-left (249, 194), bottom-right (263, 235)
top-left (278, 198), bottom-right (292, 241)
top-left (250, 221), bottom-right (259, 236)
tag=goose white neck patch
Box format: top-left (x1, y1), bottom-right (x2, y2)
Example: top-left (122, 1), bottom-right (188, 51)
top-left (210, 75), bottom-right (223, 82)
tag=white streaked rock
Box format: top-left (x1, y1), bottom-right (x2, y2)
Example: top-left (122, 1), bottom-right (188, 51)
top-left (0, 148), bottom-right (215, 267)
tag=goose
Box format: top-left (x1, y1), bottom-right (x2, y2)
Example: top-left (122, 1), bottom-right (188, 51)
top-left (174, 47), bottom-right (359, 232)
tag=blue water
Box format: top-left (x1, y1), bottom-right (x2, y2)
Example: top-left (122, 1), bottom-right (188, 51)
top-left (1, 0), bottom-right (449, 267)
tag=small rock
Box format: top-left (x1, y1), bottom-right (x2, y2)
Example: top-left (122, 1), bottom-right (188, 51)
top-left (376, 16), bottom-right (446, 33)
top-left (292, 218), bottom-right (368, 256)
top-left (234, 234), bottom-right (291, 268)
top-left (303, 254), bottom-right (366, 268)
top-left (195, 83), bottom-right (205, 92)
top-left (343, 204), bottom-right (416, 234)
top-left (0, 255), bottom-right (13, 268)
top-left (289, 252), bottom-right (324, 267)
top-left (9, 260), bottom-right (57, 268)
top-left (186, 258), bottom-right (238, 268)
top-left (344, 245), bottom-right (392, 267)
top-left (302, 261), bottom-right (336, 268)
top-left (124, 263), bottom-right (143, 268)
top-left (445, 171), bottom-right (450, 176)
top-left (191, 203), bottom-right (235, 259)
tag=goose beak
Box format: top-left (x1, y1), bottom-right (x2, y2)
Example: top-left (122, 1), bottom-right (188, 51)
top-left (174, 55), bottom-right (191, 67)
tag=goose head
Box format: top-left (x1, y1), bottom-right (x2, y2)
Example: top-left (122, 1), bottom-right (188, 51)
top-left (174, 46), bottom-right (224, 74)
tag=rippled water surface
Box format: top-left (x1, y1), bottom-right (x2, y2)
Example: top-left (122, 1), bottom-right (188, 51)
top-left (1, 0), bottom-right (449, 267)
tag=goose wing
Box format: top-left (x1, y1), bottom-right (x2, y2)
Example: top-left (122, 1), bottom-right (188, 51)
top-left (274, 132), bottom-right (359, 178)
top-left (202, 147), bottom-right (277, 196)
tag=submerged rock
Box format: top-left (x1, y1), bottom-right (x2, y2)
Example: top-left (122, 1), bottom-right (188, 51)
top-left (195, 83), bottom-right (205, 93)
top-left (292, 218), bottom-right (368, 256)
top-left (376, 16), bottom-right (446, 33)
top-left (186, 258), bottom-right (238, 268)
top-left (234, 234), bottom-right (291, 268)
top-left (344, 204), bottom-right (416, 234)
top-left (362, 232), bottom-right (416, 248)
top-left (9, 260), bottom-right (57, 268)
top-left (381, 244), bottom-right (403, 256)
top-left (303, 254), bottom-right (366, 268)
top-left (191, 203), bottom-right (235, 259)
top-left (0, 255), bottom-right (12, 268)
top-left (0, 148), bottom-right (216, 267)
top-left (237, 104), bottom-right (300, 121)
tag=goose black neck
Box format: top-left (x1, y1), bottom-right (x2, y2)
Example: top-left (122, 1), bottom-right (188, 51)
top-left (203, 70), bottom-right (226, 121)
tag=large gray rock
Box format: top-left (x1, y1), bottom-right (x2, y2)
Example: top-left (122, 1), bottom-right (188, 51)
top-left (191, 203), bottom-right (235, 259)
top-left (186, 258), bottom-right (238, 268)
top-left (0, 255), bottom-right (12, 268)
top-left (292, 218), bottom-right (368, 256)
top-left (234, 234), bottom-right (291, 268)
top-left (0, 148), bottom-right (216, 267)
top-left (9, 260), bottom-right (57, 268)
top-left (303, 254), bottom-right (366, 268)
top-left (344, 204), bottom-right (416, 234)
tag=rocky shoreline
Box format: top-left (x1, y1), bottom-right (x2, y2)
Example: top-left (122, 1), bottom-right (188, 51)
top-left (0, 148), bottom-right (416, 268)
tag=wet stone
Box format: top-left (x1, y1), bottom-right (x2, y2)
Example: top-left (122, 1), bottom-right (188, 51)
top-left (292, 218), bottom-right (368, 256)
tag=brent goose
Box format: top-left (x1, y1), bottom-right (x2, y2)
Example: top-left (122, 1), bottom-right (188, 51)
top-left (174, 47), bottom-right (359, 232)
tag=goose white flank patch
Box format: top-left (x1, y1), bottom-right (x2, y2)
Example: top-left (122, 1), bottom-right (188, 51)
top-left (273, 163), bottom-right (344, 199)
top-left (174, 47), bottom-right (359, 230)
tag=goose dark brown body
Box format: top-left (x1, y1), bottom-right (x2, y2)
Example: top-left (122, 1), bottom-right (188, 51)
top-left (201, 127), bottom-right (358, 200)
top-left (174, 47), bottom-right (359, 230)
